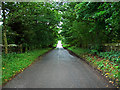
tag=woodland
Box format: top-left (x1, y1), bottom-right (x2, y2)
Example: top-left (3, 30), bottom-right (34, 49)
top-left (1, 2), bottom-right (120, 86)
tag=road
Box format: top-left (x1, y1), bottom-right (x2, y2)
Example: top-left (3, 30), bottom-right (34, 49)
top-left (3, 47), bottom-right (113, 88)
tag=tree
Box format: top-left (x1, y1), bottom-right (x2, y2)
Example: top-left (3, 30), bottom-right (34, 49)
top-left (2, 2), bottom-right (61, 53)
top-left (61, 2), bottom-right (120, 51)
top-left (2, 2), bottom-right (8, 54)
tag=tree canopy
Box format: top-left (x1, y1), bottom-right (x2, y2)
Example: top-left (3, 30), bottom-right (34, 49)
top-left (60, 2), bottom-right (120, 50)
top-left (2, 2), bottom-right (120, 53)
top-left (2, 2), bottom-right (62, 53)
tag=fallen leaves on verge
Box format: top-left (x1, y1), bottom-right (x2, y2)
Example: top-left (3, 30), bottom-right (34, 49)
top-left (109, 81), bottom-right (114, 84)
top-left (106, 85), bottom-right (108, 87)
top-left (5, 79), bottom-right (7, 81)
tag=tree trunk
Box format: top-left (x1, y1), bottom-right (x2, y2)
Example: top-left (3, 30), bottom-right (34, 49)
top-left (20, 44), bottom-right (22, 53)
top-left (2, 2), bottom-right (8, 54)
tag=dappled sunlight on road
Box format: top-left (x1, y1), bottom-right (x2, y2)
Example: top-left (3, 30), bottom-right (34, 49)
top-left (56, 40), bottom-right (63, 48)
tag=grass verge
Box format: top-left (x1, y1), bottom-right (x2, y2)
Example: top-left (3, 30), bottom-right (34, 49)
top-left (2, 48), bottom-right (52, 85)
top-left (65, 46), bottom-right (119, 87)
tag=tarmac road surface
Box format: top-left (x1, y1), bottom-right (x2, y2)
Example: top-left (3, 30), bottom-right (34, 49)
top-left (3, 47), bottom-right (113, 88)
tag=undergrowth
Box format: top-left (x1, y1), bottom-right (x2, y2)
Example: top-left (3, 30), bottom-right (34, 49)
top-left (65, 46), bottom-right (120, 87)
top-left (2, 48), bottom-right (51, 85)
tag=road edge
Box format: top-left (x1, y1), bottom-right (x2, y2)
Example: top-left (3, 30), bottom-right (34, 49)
top-left (63, 47), bottom-right (119, 88)
top-left (2, 48), bottom-right (55, 87)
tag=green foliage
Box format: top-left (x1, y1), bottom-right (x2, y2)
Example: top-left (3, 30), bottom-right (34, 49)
top-left (88, 50), bottom-right (120, 64)
top-left (90, 49), bottom-right (99, 55)
top-left (66, 46), bottom-right (119, 86)
top-left (86, 56), bottom-right (119, 85)
top-left (2, 48), bottom-right (51, 84)
top-left (61, 2), bottom-right (120, 50)
top-left (98, 51), bottom-right (120, 64)
top-left (2, 2), bottom-right (61, 51)
top-left (68, 46), bottom-right (89, 57)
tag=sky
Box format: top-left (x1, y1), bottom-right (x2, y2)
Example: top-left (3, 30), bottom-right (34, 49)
top-left (56, 40), bottom-right (62, 48)
top-left (0, 22), bottom-right (3, 25)
top-left (0, 15), bottom-right (3, 25)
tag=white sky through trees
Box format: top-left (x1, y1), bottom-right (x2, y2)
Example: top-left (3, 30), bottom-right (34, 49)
top-left (0, 15), bottom-right (2, 25)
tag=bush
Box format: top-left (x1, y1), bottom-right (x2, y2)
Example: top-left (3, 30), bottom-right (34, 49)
top-left (98, 51), bottom-right (120, 64)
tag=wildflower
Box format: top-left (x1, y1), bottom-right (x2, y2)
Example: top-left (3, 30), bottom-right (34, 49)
top-left (2, 67), bottom-right (5, 69)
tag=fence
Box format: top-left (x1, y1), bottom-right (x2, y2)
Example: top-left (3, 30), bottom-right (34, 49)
top-left (1, 44), bottom-right (23, 53)
top-left (1, 43), bottom-right (120, 54)
top-left (103, 43), bottom-right (120, 51)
